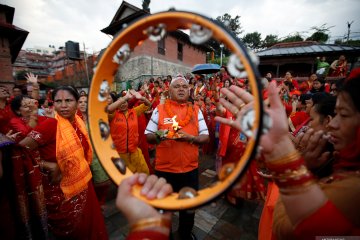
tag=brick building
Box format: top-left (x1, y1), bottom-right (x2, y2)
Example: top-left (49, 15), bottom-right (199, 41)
top-left (12, 46), bottom-right (97, 90)
top-left (101, 1), bottom-right (208, 89)
top-left (0, 4), bottom-right (28, 91)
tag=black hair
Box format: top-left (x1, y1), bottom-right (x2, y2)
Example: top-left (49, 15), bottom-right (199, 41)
top-left (299, 93), bottom-right (312, 105)
top-left (52, 85), bottom-right (80, 101)
top-left (340, 74), bottom-right (360, 112)
top-left (10, 95), bottom-right (31, 116)
top-left (335, 77), bottom-right (346, 91)
top-left (314, 95), bottom-right (337, 122)
top-left (311, 92), bottom-right (330, 105)
top-left (38, 97), bottom-right (46, 107)
top-left (310, 78), bottom-right (326, 93)
top-left (283, 80), bottom-right (294, 92)
top-left (197, 78), bottom-right (204, 84)
top-left (110, 92), bottom-right (118, 102)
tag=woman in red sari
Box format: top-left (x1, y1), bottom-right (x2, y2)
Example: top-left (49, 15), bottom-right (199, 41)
top-left (20, 86), bottom-right (108, 239)
top-left (9, 95), bottom-right (49, 239)
top-left (330, 55), bottom-right (348, 77)
top-left (216, 104), bottom-right (266, 205)
top-left (202, 96), bottom-right (217, 155)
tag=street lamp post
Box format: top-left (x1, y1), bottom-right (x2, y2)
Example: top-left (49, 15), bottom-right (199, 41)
top-left (220, 43), bottom-right (224, 66)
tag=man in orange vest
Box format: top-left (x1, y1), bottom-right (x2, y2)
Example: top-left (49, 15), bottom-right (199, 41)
top-left (107, 89), bottom-right (151, 174)
top-left (145, 75), bottom-right (210, 240)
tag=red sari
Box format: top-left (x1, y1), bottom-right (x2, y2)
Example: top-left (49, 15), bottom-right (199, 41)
top-left (28, 117), bottom-right (108, 239)
top-left (9, 116), bottom-right (49, 239)
top-left (217, 110), bottom-right (266, 203)
top-left (0, 103), bottom-right (14, 134)
top-left (202, 103), bottom-right (216, 154)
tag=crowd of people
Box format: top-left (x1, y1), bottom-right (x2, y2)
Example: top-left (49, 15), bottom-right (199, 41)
top-left (0, 54), bottom-right (359, 239)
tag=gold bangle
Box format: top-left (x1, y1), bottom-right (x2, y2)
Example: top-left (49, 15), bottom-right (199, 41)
top-left (272, 165), bottom-right (310, 181)
top-left (130, 217), bottom-right (171, 232)
top-left (268, 150), bottom-right (301, 166)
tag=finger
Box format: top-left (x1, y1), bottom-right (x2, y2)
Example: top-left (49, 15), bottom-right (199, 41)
top-left (219, 88), bottom-right (247, 112)
top-left (117, 174), bottom-right (139, 199)
top-left (318, 152), bottom-right (331, 165)
top-left (13, 132), bottom-right (21, 137)
top-left (299, 128), bottom-right (314, 148)
top-left (146, 177), bottom-right (167, 200)
top-left (267, 81), bottom-right (283, 109)
top-left (214, 116), bottom-right (241, 131)
top-left (156, 183), bottom-right (173, 199)
top-left (293, 132), bottom-right (304, 147)
top-left (218, 98), bottom-right (238, 116)
top-left (137, 173), bottom-right (148, 184)
top-left (229, 85), bottom-right (254, 103)
top-left (140, 174), bottom-right (158, 195)
top-left (307, 130), bottom-right (327, 153)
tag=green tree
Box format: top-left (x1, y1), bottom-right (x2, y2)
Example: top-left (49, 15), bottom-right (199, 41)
top-left (346, 39), bottom-right (360, 46)
top-left (242, 32), bottom-right (262, 50)
top-left (306, 24), bottom-right (333, 43)
top-left (262, 34), bottom-right (279, 48)
top-left (206, 13), bottom-right (243, 61)
top-left (281, 33), bottom-right (304, 42)
top-left (215, 13), bottom-right (243, 37)
top-left (334, 38), bottom-right (344, 44)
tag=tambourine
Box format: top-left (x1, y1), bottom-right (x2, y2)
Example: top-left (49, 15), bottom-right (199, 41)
top-left (88, 10), bottom-right (265, 210)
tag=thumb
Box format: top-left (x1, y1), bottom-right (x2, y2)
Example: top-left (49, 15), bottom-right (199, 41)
top-left (117, 174), bottom-right (139, 202)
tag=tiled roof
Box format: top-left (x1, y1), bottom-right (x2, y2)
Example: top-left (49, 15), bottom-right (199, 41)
top-left (257, 41), bottom-right (360, 57)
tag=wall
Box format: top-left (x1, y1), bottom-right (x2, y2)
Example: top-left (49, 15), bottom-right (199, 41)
top-left (0, 36), bottom-right (13, 83)
top-left (116, 33), bottom-right (206, 90)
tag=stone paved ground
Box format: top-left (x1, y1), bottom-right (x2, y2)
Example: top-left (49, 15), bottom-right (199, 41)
top-left (103, 153), bottom-right (264, 240)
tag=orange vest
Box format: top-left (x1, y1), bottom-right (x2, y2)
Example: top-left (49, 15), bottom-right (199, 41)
top-left (156, 101), bottom-right (199, 173)
top-left (110, 109), bottom-right (139, 153)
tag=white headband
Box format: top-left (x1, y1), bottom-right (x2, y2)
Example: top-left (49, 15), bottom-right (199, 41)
top-left (170, 75), bottom-right (189, 85)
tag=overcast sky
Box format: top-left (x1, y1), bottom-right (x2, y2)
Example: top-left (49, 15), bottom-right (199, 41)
top-left (4, 0), bottom-right (360, 53)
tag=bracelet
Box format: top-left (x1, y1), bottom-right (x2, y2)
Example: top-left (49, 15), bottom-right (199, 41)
top-left (266, 150), bottom-right (301, 167)
top-left (266, 154), bottom-right (315, 190)
top-left (189, 136), bottom-right (196, 144)
top-left (130, 217), bottom-right (171, 232)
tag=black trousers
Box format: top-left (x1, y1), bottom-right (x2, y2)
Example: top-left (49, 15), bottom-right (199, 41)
top-left (155, 168), bottom-right (199, 238)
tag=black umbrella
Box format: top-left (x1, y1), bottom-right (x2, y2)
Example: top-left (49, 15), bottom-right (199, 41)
top-left (191, 63), bottom-right (221, 74)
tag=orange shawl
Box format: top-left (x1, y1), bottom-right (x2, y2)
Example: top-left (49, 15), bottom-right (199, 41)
top-left (55, 114), bottom-right (93, 200)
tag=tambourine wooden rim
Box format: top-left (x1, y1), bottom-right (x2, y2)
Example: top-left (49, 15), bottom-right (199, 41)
top-left (89, 11), bottom-right (264, 210)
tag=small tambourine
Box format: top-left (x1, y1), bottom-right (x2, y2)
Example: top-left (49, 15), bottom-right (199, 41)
top-left (88, 10), bottom-right (265, 210)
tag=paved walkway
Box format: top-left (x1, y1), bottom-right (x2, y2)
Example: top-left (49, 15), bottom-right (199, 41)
top-left (103, 153), bottom-right (264, 240)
